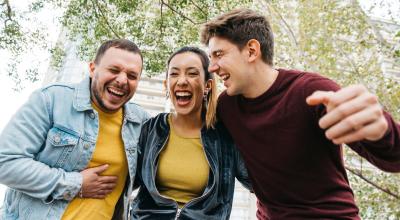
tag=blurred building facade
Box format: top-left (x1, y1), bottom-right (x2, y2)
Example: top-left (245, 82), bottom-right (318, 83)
top-left (369, 17), bottom-right (400, 78)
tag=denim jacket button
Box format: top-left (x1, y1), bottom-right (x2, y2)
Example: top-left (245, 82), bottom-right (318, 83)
top-left (54, 135), bottom-right (61, 143)
top-left (84, 143), bottom-right (90, 149)
top-left (89, 112), bottom-right (95, 119)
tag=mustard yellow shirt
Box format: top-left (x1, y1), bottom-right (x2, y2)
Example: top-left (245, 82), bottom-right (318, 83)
top-left (62, 104), bottom-right (128, 220)
top-left (155, 115), bottom-right (210, 207)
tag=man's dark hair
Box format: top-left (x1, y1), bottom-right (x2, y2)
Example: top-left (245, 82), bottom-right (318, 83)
top-left (94, 39), bottom-right (143, 64)
top-left (201, 8), bottom-right (274, 65)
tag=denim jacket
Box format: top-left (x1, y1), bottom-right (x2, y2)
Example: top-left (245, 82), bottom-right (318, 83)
top-left (131, 113), bottom-right (252, 220)
top-left (0, 77), bottom-right (149, 220)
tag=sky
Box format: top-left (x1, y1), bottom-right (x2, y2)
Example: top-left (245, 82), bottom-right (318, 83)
top-left (0, 0), bottom-right (399, 207)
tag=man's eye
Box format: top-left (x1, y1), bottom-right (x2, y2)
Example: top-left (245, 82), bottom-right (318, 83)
top-left (128, 74), bottom-right (137, 80)
top-left (169, 72), bottom-right (179, 77)
top-left (110, 69), bottom-right (119, 73)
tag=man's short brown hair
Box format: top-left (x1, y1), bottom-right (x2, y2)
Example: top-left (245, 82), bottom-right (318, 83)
top-left (200, 9), bottom-right (274, 66)
top-left (94, 39), bottom-right (143, 65)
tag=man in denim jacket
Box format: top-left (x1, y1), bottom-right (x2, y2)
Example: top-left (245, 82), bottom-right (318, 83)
top-left (0, 39), bottom-right (149, 220)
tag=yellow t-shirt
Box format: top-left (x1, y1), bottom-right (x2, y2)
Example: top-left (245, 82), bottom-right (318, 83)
top-left (155, 115), bottom-right (210, 207)
top-left (62, 104), bottom-right (128, 220)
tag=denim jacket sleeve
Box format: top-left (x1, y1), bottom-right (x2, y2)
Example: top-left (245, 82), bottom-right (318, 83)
top-left (234, 146), bottom-right (253, 191)
top-left (0, 90), bottom-right (81, 202)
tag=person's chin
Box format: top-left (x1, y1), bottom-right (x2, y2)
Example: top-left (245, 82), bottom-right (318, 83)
top-left (226, 87), bottom-right (237, 96)
top-left (103, 101), bottom-right (124, 112)
top-left (175, 107), bottom-right (192, 115)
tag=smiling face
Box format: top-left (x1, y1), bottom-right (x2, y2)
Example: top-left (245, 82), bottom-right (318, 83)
top-left (89, 47), bottom-right (142, 113)
top-left (167, 52), bottom-right (210, 117)
top-left (208, 36), bottom-right (251, 96)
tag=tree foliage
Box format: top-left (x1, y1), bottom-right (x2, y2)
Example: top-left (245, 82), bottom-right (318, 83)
top-left (57, 0), bottom-right (252, 75)
top-left (0, 0), bottom-right (50, 90)
top-left (1, 0), bottom-right (399, 218)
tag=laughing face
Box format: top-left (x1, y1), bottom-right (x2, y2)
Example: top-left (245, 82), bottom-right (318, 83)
top-left (208, 36), bottom-right (250, 96)
top-left (89, 47), bottom-right (142, 113)
top-left (167, 52), bottom-right (209, 117)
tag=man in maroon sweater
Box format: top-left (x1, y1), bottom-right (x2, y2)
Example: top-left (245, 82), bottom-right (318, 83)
top-left (200, 9), bottom-right (400, 220)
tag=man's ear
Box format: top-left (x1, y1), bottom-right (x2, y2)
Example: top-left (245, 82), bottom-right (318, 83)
top-left (89, 62), bottom-right (96, 78)
top-left (246, 39), bottom-right (261, 63)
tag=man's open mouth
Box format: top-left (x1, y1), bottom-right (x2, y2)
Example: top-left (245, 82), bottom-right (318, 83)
top-left (107, 87), bottom-right (126, 97)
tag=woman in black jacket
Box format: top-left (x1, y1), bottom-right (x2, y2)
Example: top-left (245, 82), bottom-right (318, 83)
top-left (131, 47), bottom-right (251, 220)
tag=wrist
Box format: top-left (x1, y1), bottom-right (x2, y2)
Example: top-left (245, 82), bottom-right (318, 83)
top-left (79, 187), bottom-right (83, 198)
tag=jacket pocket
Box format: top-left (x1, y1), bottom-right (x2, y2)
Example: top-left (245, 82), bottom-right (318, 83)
top-left (38, 127), bottom-right (79, 168)
top-left (17, 193), bottom-right (34, 220)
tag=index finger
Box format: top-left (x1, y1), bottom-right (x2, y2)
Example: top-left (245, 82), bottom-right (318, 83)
top-left (325, 85), bottom-right (366, 107)
top-left (306, 91), bottom-right (333, 106)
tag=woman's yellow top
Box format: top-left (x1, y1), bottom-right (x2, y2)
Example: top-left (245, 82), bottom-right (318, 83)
top-left (155, 115), bottom-right (210, 207)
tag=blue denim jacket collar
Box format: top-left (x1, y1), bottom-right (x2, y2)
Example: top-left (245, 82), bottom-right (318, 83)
top-left (73, 76), bottom-right (142, 124)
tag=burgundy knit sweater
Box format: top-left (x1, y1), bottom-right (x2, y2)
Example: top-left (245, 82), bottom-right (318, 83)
top-left (217, 69), bottom-right (400, 220)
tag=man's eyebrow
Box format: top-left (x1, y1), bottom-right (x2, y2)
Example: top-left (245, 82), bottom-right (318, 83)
top-left (108, 65), bottom-right (121, 69)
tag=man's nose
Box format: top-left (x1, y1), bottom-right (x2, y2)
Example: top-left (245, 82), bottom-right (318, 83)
top-left (208, 62), bottom-right (219, 74)
top-left (115, 72), bottom-right (128, 84)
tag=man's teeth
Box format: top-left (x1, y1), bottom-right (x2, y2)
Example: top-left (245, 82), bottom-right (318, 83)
top-left (108, 88), bottom-right (125, 96)
top-left (221, 74), bottom-right (230, 81)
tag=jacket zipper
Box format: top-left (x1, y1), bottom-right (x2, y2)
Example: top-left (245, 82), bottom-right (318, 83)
top-left (175, 208), bottom-right (182, 220)
top-left (173, 134), bottom-right (216, 219)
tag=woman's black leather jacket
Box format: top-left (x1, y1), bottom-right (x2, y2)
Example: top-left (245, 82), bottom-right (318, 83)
top-left (131, 113), bottom-right (251, 220)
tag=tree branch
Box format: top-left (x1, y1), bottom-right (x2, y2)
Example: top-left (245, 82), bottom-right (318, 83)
top-left (350, 0), bottom-right (388, 46)
top-left (345, 166), bottom-right (400, 200)
top-left (160, 0), bottom-right (202, 25)
top-left (335, 41), bottom-right (363, 75)
top-left (91, 0), bottom-right (122, 38)
top-left (188, 0), bottom-right (207, 19)
top-left (1, 0), bottom-right (13, 26)
top-left (263, 0), bottom-right (298, 47)
top-left (159, 0), bottom-right (164, 37)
